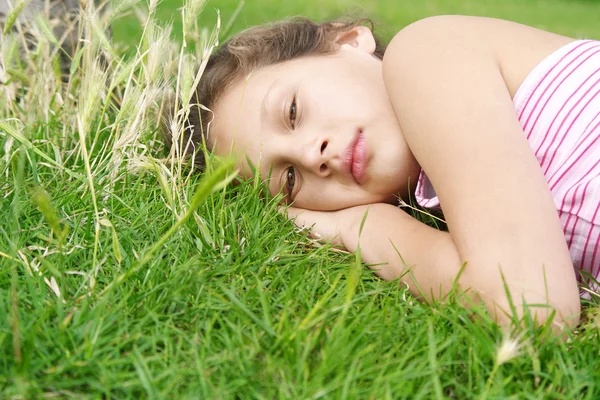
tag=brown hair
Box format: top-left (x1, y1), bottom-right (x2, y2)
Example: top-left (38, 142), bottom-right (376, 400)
top-left (167, 17), bottom-right (387, 169)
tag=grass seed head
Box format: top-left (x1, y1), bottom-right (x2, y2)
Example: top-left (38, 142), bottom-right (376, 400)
top-left (183, 0), bottom-right (207, 36)
top-left (496, 335), bottom-right (521, 365)
top-left (144, 23), bottom-right (174, 86)
top-left (3, 0), bottom-right (32, 35)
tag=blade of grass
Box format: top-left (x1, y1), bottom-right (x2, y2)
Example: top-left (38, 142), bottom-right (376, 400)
top-left (97, 158), bottom-right (237, 298)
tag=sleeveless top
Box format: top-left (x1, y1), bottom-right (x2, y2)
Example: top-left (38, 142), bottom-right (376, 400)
top-left (414, 40), bottom-right (600, 290)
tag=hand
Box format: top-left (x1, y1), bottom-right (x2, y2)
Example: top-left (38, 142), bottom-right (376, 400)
top-left (283, 205), bottom-right (372, 250)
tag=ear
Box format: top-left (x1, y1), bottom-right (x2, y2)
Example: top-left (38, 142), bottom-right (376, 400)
top-left (334, 26), bottom-right (376, 54)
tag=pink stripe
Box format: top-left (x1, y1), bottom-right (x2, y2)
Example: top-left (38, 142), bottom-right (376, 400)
top-left (581, 202), bottom-right (600, 271)
top-left (557, 160), bottom-right (600, 215)
top-left (549, 115), bottom-right (600, 187)
top-left (519, 41), bottom-right (598, 129)
top-left (566, 179), bottom-right (592, 248)
top-left (424, 198), bottom-right (437, 208)
top-left (541, 74), bottom-right (600, 174)
top-left (550, 128), bottom-right (600, 190)
top-left (415, 171), bottom-right (426, 205)
top-left (589, 225), bottom-right (599, 277)
top-left (579, 105), bottom-right (600, 141)
top-left (418, 171), bottom-right (425, 187)
top-left (525, 47), bottom-right (600, 143)
top-left (518, 41), bottom-right (593, 123)
top-left (561, 179), bottom-right (583, 243)
top-left (557, 165), bottom-right (599, 260)
top-left (521, 43), bottom-right (599, 134)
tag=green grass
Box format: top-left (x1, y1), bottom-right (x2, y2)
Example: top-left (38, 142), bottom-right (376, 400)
top-left (113, 0), bottom-right (600, 46)
top-left (2, 0), bottom-right (600, 398)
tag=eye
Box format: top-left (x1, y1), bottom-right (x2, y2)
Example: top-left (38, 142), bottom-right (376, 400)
top-left (289, 96), bottom-right (297, 129)
top-left (285, 166), bottom-right (296, 195)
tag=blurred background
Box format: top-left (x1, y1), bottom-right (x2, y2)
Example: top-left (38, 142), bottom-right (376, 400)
top-left (112, 0), bottom-right (600, 48)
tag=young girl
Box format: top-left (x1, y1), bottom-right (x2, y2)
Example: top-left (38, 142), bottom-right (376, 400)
top-left (174, 15), bottom-right (600, 329)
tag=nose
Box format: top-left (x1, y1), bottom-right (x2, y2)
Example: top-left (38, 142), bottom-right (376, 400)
top-left (298, 137), bottom-right (330, 176)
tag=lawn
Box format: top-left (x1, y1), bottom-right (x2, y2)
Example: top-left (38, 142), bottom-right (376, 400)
top-left (1, 0), bottom-right (600, 398)
top-left (113, 0), bottom-right (600, 45)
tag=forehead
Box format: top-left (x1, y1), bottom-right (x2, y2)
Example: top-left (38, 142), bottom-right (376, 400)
top-left (208, 67), bottom-right (273, 176)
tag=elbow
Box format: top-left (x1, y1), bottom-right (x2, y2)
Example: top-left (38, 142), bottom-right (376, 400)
top-left (461, 248), bottom-right (582, 330)
top-left (489, 280), bottom-right (581, 330)
top-left (526, 296), bottom-right (580, 331)
top-left (525, 265), bottom-right (582, 330)
top-left (547, 289), bottom-right (581, 330)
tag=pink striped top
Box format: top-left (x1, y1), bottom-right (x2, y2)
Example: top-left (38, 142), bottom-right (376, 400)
top-left (414, 40), bottom-right (600, 289)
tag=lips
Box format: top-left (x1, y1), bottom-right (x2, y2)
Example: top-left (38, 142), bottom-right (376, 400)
top-left (343, 129), bottom-right (367, 184)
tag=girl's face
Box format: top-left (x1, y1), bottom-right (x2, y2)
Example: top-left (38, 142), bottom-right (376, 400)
top-left (210, 27), bottom-right (420, 211)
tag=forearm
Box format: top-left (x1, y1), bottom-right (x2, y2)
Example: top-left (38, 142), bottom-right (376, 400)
top-left (340, 203), bottom-right (462, 298)
top-left (339, 203), bottom-right (580, 327)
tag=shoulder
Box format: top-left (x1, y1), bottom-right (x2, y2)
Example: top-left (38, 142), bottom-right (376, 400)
top-left (383, 15), bottom-right (575, 97)
top-left (385, 15), bottom-right (573, 53)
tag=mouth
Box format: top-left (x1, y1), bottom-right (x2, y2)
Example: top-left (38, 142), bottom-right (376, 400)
top-left (343, 128), bottom-right (367, 184)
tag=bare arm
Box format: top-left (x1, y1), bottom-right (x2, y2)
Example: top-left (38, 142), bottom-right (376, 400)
top-left (382, 15), bottom-right (580, 327)
top-left (289, 200), bottom-right (578, 329)
top-left (287, 203), bottom-right (461, 287)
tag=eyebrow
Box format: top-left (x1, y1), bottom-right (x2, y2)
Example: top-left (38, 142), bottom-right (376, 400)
top-left (260, 79), bottom-right (279, 131)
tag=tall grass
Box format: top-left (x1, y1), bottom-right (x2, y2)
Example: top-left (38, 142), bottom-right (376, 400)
top-left (1, 0), bottom-right (600, 398)
top-left (1, 0), bottom-right (226, 289)
top-left (0, 0), bottom-right (237, 396)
